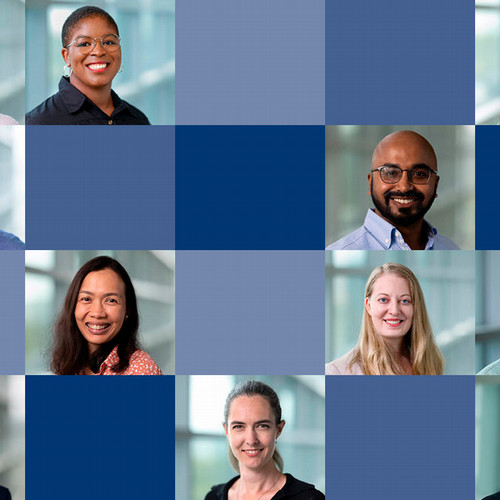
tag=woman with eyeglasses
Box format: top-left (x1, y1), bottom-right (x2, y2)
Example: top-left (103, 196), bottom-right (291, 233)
top-left (26, 6), bottom-right (150, 125)
top-left (205, 380), bottom-right (325, 500)
top-left (326, 263), bottom-right (444, 375)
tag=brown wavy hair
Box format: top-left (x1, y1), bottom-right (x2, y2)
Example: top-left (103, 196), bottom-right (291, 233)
top-left (350, 263), bottom-right (444, 375)
top-left (50, 256), bottom-right (140, 375)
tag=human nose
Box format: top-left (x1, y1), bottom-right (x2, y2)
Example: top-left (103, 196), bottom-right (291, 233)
top-left (89, 38), bottom-right (105, 55)
top-left (388, 300), bottom-right (400, 316)
top-left (90, 300), bottom-right (106, 317)
top-left (395, 170), bottom-right (412, 190)
top-left (244, 428), bottom-right (259, 445)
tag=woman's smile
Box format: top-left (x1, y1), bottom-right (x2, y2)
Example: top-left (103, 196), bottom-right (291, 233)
top-left (62, 16), bottom-right (121, 95)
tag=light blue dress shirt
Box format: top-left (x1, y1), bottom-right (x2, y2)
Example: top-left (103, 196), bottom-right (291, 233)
top-left (477, 358), bottom-right (500, 375)
top-left (326, 209), bottom-right (460, 250)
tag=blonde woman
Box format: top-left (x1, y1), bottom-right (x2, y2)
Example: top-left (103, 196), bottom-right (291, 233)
top-left (326, 263), bottom-right (444, 375)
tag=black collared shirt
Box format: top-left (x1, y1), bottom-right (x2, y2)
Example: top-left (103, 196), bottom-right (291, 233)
top-left (26, 77), bottom-right (150, 125)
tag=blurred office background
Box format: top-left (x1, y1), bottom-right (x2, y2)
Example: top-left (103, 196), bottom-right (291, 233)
top-left (476, 377), bottom-right (500, 500)
top-left (477, 0), bottom-right (500, 124)
top-left (476, 251), bottom-right (500, 372)
top-left (26, 0), bottom-right (175, 124)
top-left (325, 250), bottom-right (475, 375)
top-left (325, 126), bottom-right (475, 250)
top-left (0, 127), bottom-right (24, 242)
top-left (0, 376), bottom-right (25, 500)
top-left (0, 0), bottom-right (24, 124)
top-left (25, 250), bottom-right (175, 374)
top-left (175, 375), bottom-right (325, 500)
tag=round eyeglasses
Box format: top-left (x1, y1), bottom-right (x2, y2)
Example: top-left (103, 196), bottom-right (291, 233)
top-left (65, 34), bottom-right (121, 54)
top-left (370, 165), bottom-right (437, 185)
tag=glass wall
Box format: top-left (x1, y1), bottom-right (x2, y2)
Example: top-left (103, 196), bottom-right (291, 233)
top-left (26, 0), bottom-right (175, 124)
top-left (0, 127), bottom-right (24, 242)
top-left (476, 251), bottom-right (500, 371)
top-left (25, 250), bottom-right (175, 374)
top-left (325, 250), bottom-right (475, 375)
top-left (0, 376), bottom-right (25, 500)
top-left (476, 377), bottom-right (500, 500)
top-left (325, 125), bottom-right (475, 250)
top-left (176, 375), bottom-right (325, 500)
top-left (0, 0), bottom-right (24, 123)
top-left (476, 0), bottom-right (500, 124)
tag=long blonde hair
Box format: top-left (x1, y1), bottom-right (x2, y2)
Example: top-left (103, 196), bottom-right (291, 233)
top-left (350, 263), bottom-right (444, 375)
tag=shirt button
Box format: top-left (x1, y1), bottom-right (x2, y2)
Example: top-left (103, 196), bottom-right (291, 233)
top-left (108, 119), bottom-right (113, 125)
top-left (385, 239), bottom-right (389, 244)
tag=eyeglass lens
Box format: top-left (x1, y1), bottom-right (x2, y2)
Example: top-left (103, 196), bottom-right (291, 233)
top-left (73, 35), bottom-right (121, 53)
top-left (380, 166), bottom-right (432, 184)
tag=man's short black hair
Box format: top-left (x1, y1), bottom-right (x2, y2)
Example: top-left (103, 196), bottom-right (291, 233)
top-left (61, 6), bottom-right (119, 47)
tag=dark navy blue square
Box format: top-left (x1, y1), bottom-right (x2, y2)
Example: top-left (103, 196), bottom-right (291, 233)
top-left (26, 375), bottom-right (175, 500)
top-left (476, 126), bottom-right (498, 250)
top-left (175, 126), bottom-right (324, 249)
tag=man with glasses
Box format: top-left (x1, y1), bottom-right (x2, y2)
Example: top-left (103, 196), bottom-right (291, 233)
top-left (326, 130), bottom-right (459, 250)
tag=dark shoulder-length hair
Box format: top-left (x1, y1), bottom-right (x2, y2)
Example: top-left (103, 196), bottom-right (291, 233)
top-left (50, 256), bottom-right (140, 375)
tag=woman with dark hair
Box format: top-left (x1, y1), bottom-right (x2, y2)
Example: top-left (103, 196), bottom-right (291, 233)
top-left (26, 6), bottom-right (149, 125)
top-left (51, 256), bottom-right (162, 375)
top-left (205, 380), bottom-right (324, 500)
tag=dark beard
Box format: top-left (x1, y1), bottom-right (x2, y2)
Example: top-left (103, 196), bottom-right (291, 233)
top-left (371, 179), bottom-right (436, 227)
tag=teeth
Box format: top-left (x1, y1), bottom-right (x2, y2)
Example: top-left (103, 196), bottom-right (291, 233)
top-left (393, 198), bottom-right (414, 204)
top-left (87, 323), bottom-right (108, 330)
top-left (88, 63), bottom-right (107, 70)
top-left (243, 450), bottom-right (260, 456)
top-left (385, 320), bottom-right (402, 325)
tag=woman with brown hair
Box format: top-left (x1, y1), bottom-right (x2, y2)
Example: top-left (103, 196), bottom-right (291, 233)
top-left (205, 380), bottom-right (324, 499)
top-left (51, 256), bottom-right (161, 375)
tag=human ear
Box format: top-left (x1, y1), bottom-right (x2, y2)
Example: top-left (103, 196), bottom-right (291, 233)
top-left (367, 173), bottom-right (372, 195)
top-left (434, 175), bottom-right (440, 198)
top-left (61, 47), bottom-right (70, 65)
top-left (223, 422), bottom-right (228, 436)
top-left (365, 297), bottom-right (372, 316)
top-left (276, 420), bottom-right (285, 438)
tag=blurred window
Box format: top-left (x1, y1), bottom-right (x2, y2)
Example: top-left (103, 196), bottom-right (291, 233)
top-left (175, 376), bottom-right (325, 500)
top-left (477, 1), bottom-right (500, 123)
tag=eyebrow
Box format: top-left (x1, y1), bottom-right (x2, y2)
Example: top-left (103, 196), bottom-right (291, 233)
top-left (78, 291), bottom-right (122, 297)
top-left (230, 419), bottom-right (273, 425)
top-left (381, 162), bottom-right (433, 170)
top-left (375, 292), bottom-right (411, 297)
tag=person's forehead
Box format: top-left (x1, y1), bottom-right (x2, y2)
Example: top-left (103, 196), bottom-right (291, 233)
top-left (70, 16), bottom-right (117, 38)
top-left (372, 133), bottom-right (437, 170)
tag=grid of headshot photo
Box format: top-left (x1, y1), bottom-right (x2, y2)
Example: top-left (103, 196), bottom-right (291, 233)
top-left (0, 1), bottom-right (495, 499)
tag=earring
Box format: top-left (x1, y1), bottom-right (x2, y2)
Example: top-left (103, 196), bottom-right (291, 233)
top-left (63, 64), bottom-right (72, 78)
top-left (125, 314), bottom-right (129, 320)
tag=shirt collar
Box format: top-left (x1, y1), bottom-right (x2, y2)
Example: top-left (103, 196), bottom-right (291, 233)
top-left (97, 345), bottom-right (120, 374)
top-left (363, 208), bottom-right (437, 250)
top-left (58, 77), bottom-right (141, 118)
